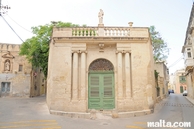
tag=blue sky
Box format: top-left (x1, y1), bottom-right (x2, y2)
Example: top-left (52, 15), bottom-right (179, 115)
top-left (0, 0), bottom-right (193, 73)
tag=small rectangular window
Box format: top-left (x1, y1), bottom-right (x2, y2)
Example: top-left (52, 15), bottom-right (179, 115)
top-left (1, 82), bottom-right (10, 92)
top-left (1, 84), bottom-right (5, 92)
top-left (187, 48), bottom-right (191, 51)
top-left (188, 52), bottom-right (192, 58)
top-left (19, 65), bottom-right (23, 71)
top-left (167, 69), bottom-right (169, 74)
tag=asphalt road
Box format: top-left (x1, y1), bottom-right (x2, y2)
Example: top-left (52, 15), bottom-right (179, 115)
top-left (0, 94), bottom-right (193, 129)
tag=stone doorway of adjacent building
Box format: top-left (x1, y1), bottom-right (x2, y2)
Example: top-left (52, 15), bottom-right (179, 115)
top-left (88, 59), bottom-right (115, 110)
top-left (0, 82), bottom-right (11, 97)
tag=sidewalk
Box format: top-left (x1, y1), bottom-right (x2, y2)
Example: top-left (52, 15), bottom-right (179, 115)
top-left (185, 96), bottom-right (194, 105)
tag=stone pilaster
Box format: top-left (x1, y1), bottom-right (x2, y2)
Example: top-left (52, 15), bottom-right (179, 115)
top-left (80, 51), bottom-right (87, 100)
top-left (117, 51), bottom-right (123, 99)
top-left (72, 51), bottom-right (78, 100)
top-left (125, 52), bottom-right (131, 98)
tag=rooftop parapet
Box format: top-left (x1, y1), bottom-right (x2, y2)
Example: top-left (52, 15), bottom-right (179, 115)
top-left (52, 26), bottom-right (149, 38)
top-left (0, 43), bottom-right (21, 52)
top-left (52, 9), bottom-right (149, 39)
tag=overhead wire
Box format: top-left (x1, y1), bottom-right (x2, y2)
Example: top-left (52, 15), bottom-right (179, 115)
top-left (168, 56), bottom-right (184, 68)
top-left (0, 2), bottom-right (27, 43)
top-left (168, 57), bottom-right (183, 68)
top-left (6, 14), bottom-right (32, 33)
top-left (0, 15), bottom-right (24, 42)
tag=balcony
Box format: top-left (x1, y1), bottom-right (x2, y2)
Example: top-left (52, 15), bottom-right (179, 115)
top-left (185, 58), bottom-right (194, 70)
top-left (179, 76), bottom-right (186, 83)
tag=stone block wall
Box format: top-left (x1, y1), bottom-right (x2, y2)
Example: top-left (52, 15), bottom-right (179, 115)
top-left (47, 26), bottom-right (156, 113)
top-left (0, 43), bottom-right (32, 97)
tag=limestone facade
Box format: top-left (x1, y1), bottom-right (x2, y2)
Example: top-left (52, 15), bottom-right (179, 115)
top-left (47, 21), bottom-right (156, 115)
top-left (173, 69), bottom-right (187, 94)
top-left (30, 67), bottom-right (46, 97)
top-left (154, 62), bottom-right (169, 100)
top-left (168, 73), bottom-right (176, 92)
top-left (0, 43), bottom-right (31, 97)
top-left (182, 3), bottom-right (194, 98)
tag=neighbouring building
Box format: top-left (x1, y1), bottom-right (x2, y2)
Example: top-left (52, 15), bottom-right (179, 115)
top-left (168, 73), bottom-right (176, 92)
top-left (154, 62), bottom-right (169, 101)
top-left (31, 67), bottom-right (46, 97)
top-left (0, 43), bottom-right (46, 97)
top-left (182, 3), bottom-right (194, 98)
top-left (47, 10), bottom-right (156, 118)
top-left (174, 69), bottom-right (187, 94)
top-left (0, 43), bottom-right (31, 97)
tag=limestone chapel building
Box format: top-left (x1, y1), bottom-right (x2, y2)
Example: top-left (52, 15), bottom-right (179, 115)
top-left (47, 10), bottom-right (156, 117)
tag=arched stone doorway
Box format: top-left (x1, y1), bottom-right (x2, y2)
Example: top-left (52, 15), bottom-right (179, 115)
top-left (88, 59), bottom-right (115, 110)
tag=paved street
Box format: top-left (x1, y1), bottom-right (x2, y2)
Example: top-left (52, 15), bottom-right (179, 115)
top-left (0, 94), bottom-right (193, 129)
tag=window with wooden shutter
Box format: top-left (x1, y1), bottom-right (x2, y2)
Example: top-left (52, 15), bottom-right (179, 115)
top-left (102, 74), bottom-right (115, 109)
top-left (88, 75), bottom-right (101, 109)
top-left (103, 76), bottom-right (113, 97)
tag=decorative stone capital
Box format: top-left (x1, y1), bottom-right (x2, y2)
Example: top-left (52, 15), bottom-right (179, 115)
top-left (72, 50), bottom-right (79, 53)
top-left (115, 50), bottom-right (120, 54)
top-left (80, 50), bottom-right (87, 54)
top-left (116, 50), bottom-right (130, 54)
top-left (72, 50), bottom-right (87, 54)
top-left (123, 51), bottom-right (130, 53)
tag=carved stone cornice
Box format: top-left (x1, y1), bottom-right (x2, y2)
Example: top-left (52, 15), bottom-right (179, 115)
top-left (2, 51), bottom-right (14, 59)
top-left (53, 37), bottom-right (149, 43)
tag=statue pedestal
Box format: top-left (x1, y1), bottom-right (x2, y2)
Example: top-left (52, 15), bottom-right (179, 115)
top-left (98, 27), bottom-right (104, 36)
top-left (98, 24), bottom-right (104, 27)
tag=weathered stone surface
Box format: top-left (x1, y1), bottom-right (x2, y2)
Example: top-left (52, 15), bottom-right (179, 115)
top-left (47, 22), bottom-right (156, 116)
top-left (0, 43), bottom-right (31, 97)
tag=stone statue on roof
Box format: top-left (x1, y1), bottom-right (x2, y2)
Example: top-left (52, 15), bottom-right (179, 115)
top-left (98, 9), bottom-right (104, 24)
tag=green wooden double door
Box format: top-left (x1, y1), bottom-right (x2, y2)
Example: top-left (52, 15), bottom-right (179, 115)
top-left (88, 72), bottom-right (115, 110)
